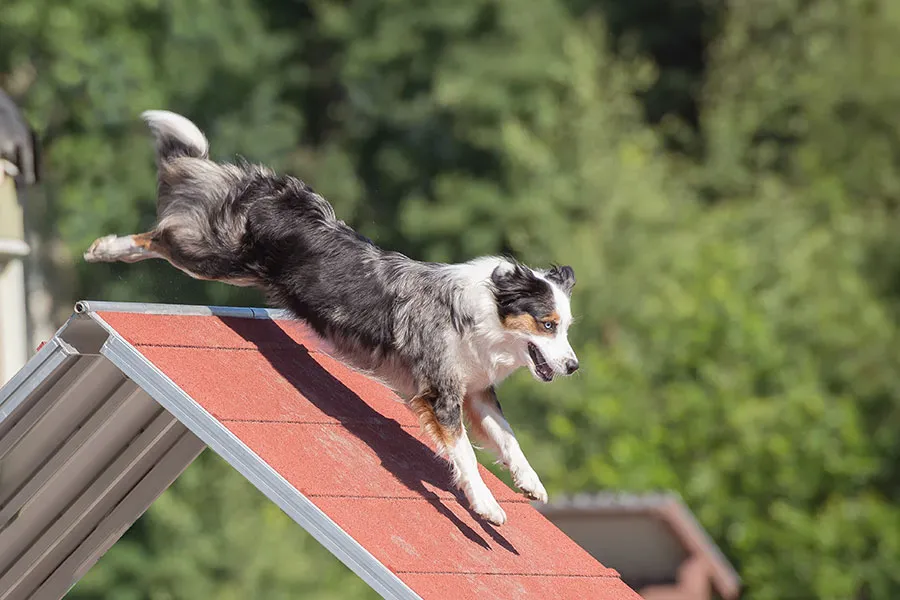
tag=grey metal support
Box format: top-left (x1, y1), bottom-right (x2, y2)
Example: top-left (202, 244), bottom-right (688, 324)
top-left (39, 431), bottom-right (206, 599)
top-left (0, 410), bottom-right (184, 599)
top-left (74, 300), bottom-right (291, 320)
top-left (0, 337), bottom-right (76, 427)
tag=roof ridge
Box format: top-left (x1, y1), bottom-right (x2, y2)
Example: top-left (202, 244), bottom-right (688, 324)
top-left (75, 300), bottom-right (290, 320)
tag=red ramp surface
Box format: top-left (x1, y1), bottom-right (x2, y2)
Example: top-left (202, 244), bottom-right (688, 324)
top-left (0, 303), bottom-right (640, 600)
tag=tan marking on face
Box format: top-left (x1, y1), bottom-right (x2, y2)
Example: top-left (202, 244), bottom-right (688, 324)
top-left (409, 392), bottom-right (461, 451)
top-left (501, 311), bottom-right (560, 337)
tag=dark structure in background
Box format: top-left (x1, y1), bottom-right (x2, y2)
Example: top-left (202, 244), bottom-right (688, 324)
top-left (0, 89), bottom-right (38, 186)
top-left (0, 89), bottom-right (39, 383)
top-left (538, 493), bottom-right (741, 600)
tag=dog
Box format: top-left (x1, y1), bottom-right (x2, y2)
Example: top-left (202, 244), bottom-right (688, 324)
top-left (84, 110), bottom-right (579, 525)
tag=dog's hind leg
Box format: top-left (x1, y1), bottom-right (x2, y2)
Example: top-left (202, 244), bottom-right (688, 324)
top-left (83, 232), bottom-right (163, 263)
top-left (464, 387), bottom-right (547, 503)
top-left (410, 386), bottom-right (507, 526)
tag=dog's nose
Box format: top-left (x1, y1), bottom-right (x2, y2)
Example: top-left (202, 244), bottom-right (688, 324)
top-left (565, 359), bottom-right (579, 375)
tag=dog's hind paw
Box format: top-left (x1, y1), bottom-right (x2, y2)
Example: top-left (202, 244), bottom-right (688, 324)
top-left (83, 235), bottom-right (122, 262)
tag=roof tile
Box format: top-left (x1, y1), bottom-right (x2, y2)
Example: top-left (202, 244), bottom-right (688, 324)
top-left (222, 420), bottom-right (524, 503)
top-left (312, 497), bottom-right (618, 578)
top-left (135, 346), bottom-right (417, 426)
top-left (400, 573), bottom-right (638, 600)
top-left (99, 312), bottom-right (319, 349)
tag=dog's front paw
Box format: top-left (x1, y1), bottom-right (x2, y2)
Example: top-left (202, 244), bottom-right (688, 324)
top-left (513, 467), bottom-right (548, 503)
top-left (465, 485), bottom-right (507, 525)
top-left (470, 494), bottom-right (507, 526)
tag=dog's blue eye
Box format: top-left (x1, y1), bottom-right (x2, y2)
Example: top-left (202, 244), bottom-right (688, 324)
top-left (543, 321), bottom-right (555, 331)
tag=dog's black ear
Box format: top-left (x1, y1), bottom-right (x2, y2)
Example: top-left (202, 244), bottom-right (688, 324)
top-left (491, 263), bottom-right (545, 317)
top-left (491, 263), bottom-right (538, 297)
top-left (546, 265), bottom-right (576, 295)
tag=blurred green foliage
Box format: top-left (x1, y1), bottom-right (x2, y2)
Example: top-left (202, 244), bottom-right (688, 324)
top-left (3, 0), bottom-right (900, 597)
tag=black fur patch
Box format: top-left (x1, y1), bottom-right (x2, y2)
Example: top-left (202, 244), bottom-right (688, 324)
top-left (490, 263), bottom-right (556, 321)
top-left (243, 179), bottom-right (400, 352)
top-left (546, 265), bottom-right (576, 296)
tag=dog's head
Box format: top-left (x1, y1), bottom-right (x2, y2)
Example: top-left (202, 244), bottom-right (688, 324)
top-left (491, 262), bottom-right (578, 382)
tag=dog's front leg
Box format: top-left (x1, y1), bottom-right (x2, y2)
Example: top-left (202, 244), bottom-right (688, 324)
top-left (410, 387), bottom-right (507, 525)
top-left (464, 387), bottom-right (548, 503)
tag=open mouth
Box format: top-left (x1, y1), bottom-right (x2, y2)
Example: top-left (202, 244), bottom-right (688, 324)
top-left (527, 343), bottom-right (554, 382)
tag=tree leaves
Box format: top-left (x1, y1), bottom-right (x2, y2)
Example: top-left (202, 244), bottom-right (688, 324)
top-left (5, 0), bottom-right (900, 597)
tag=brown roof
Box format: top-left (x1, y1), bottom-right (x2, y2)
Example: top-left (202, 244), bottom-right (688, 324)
top-left (539, 493), bottom-right (741, 599)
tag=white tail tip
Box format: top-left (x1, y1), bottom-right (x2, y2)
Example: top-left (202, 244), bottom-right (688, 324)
top-left (141, 109), bottom-right (209, 158)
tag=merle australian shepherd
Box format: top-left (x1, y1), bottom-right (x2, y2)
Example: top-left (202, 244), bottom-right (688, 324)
top-left (84, 110), bottom-right (579, 525)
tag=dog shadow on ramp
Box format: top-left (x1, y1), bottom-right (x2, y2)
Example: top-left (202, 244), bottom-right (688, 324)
top-left (222, 317), bottom-right (519, 555)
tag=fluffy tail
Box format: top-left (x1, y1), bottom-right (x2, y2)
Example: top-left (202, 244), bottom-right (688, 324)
top-left (141, 110), bottom-right (209, 162)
